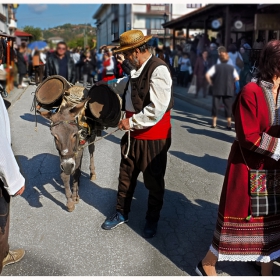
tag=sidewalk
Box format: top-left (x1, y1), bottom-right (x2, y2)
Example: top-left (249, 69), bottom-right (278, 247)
top-left (4, 85), bottom-right (28, 110)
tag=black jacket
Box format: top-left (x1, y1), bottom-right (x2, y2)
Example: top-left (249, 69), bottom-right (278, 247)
top-left (16, 50), bottom-right (27, 75)
top-left (45, 52), bottom-right (76, 83)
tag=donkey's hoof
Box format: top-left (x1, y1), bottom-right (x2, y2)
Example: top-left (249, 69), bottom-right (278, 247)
top-left (67, 201), bottom-right (75, 212)
top-left (72, 195), bottom-right (80, 204)
top-left (90, 174), bottom-right (96, 181)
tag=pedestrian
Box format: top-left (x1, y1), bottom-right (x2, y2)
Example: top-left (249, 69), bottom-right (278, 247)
top-left (227, 43), bottom-right (244, 75)
top-left (15, 42), bottom-right (28, 89)
top-left (32, 48), bottom-right (46, 85)
top-left (208, 43), bottom-right (218, 68)
top-left (72, 48), bottom-right (81, 84)
top-left (196, 39), bottom-right (280, 277)
top-left (253, 37), bottom-right (264, 50)
top-left (239, 46), bottom-right (251, 89)
top-left (82, 50), bottom-right (94, 88)
top-left (0, 94), bottom-right (25, 274)
top-left (178, 52), bottom-right (191, 87)
top-left (193, 50), bottom-right (209, 98)
top-left (216, 46), bottom-right (234, 66)
top-left (101, 50), bottom-right (116, 82)
top-left (45, 41), bottom-right (76, 84)
top-left (205, 51), bottom-right (239, 129)
top-left (98, 30), bottom-right (173, 238)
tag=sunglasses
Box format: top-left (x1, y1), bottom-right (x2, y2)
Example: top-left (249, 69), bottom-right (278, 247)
top-left (57, 47), bottom-right (66, 50)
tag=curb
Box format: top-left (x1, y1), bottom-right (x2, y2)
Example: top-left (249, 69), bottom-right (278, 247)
top-left (4, 86), bottom-right (29, 110)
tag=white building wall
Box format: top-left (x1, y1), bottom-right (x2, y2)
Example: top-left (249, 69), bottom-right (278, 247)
top-left (0, 5), bottom-right (9, 34)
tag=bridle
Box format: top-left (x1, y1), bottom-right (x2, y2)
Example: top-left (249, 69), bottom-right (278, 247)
top-left (50, 119), bottom-right (80, 159)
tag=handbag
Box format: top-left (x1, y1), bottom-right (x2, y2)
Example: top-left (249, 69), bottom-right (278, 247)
top-left (236, 53), bottom-right (244, 69)
top-left (187, 75), bottom-right (196, 94)
top-left (239, 142), bottom-right (280, 217)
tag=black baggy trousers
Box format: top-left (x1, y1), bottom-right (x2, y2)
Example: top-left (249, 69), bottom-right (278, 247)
top-left (116, 133), bottom-right (171, 222)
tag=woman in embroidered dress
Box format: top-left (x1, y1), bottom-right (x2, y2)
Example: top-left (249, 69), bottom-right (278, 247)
top-left (102, 51), bottom-right (116, 82)
top-left (196, 40), bottom-right (280, 276)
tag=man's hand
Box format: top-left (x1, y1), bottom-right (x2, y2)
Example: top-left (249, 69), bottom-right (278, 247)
top-left (118, 118), bottom-right (130, 131)
top-left (14, 186), bottom-right (25, 196)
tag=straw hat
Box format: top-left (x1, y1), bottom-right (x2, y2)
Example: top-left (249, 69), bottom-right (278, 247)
top-left (113, 30), bottom-right (153, 54)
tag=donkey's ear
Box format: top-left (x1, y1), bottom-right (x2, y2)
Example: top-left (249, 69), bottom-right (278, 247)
top-left (69, 97), bottom-right (90, 117)
top-left (39, 110), bottom-right (53, 120)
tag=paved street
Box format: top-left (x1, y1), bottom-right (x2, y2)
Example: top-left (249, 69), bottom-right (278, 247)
top-left (2, 84), bottom-right (280, 276)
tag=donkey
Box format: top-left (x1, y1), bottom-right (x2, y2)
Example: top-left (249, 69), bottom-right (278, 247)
top-left (40, 98), bottom-right (96, 212)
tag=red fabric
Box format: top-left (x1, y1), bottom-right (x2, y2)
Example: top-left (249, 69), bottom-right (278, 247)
top-left (102, 58), bottom-right (115, 81)
top-left (126, 110), bottom-right (171, 140)
top-left (212, 82), bottom-right (280, 257)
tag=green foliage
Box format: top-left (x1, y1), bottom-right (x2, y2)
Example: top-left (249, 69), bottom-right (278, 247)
top-left (23, 26), bottom-right (42, 41)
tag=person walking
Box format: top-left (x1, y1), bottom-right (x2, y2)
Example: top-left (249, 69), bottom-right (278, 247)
top-left (101, 50), bottom-right (116, 82)
top-left (0, 94), bottom-right (25, 274)
top-left (196, 39), bottom-right (280, 277)
top-left (32, 48), bottom-right (46, 85)
top-left (206, 51), bottom-right (239, 129)
top-left (15, 42), bottom-right (28, 89)
top-left (227, 43), bottom-right (244, 75)
top-left (98, 30), bottom-right (173, 238)
top-left (45, 41), bottom-right (76, 84)
top-left (178, 52), bottom-right (191, 87)
top-left (82, 50), bottom-right (94, 88)
top-left (194, 50), bottom-right (209, 98)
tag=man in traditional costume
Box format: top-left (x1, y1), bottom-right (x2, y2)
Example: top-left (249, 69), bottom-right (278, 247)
top-left (99, 30), bottom-right (173, 238)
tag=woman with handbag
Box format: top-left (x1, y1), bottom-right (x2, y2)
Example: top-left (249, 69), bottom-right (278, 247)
top-left (196, 40), bottom-right (280, 277)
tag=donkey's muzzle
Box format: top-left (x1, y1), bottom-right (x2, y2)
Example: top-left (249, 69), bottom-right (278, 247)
top-left (60, 158), bottom-right (76, 175)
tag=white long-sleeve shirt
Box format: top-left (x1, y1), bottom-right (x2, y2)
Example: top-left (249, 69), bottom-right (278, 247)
top-left (0, 96), bottom-right (25, 195)
top-left (108, 55), bottom-right (172, 129)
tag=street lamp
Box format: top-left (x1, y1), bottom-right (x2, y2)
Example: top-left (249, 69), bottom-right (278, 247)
top-left (163, 12), bottom-right (168, 47)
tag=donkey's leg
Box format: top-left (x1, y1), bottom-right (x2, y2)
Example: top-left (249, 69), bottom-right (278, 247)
top-left (61, 171), bottom-right (75, 212)
top-left (88, 132), bottom-right (97, 181)
top-left (72, 150), bottom-right (83, 204)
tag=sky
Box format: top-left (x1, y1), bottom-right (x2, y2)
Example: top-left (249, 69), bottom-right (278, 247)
top-left (16, 4), bottom-right (101, 30)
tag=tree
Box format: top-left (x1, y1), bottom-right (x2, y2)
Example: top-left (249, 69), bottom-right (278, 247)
top-left (23, 26), bottom-right (42, 41)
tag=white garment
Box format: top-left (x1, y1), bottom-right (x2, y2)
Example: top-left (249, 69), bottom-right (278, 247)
top-left (207, 64), bottom-right (239, 79)
top-left (72, 53), bottom-right (80, 64)
top-left (108, 55), bottom-right (172, 129)
top-left (178, 57), bottom-right (191, 72)
top-left (0, 96), bottom-right (25, 195)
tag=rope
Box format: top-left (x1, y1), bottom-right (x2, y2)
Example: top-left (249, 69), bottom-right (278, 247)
top-left (124, 130), bottom-right (130, 159)
top-left (79, 128), bottom-right (120, 150)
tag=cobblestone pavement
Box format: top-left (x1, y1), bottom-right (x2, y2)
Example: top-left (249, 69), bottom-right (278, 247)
top-left (2, 84), bottom-right (280, 276)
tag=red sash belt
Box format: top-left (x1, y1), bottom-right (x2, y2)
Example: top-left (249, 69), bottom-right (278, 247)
top-left (126, 110), bottom-right (171, 140)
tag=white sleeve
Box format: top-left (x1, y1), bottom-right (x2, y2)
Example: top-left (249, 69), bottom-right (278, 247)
top-left (206, 65), bottom-right (216, 77)
top-left (0, 97), bottom-right (25, 195)
top-left (106, 57), bottom-right (114, 71)
top-left (40, 53), bottom-right (46, 64)
top-left (217, 58), bottom-right (221, 64)
top-left (233, 68), bottom-right (239, 79)
top-left (129, 65), bottom-right (172, 129)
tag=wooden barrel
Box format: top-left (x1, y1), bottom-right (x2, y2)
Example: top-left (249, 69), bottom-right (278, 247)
top-left (35, 75), bottom-right (71, 110)
top-left (86, 85), bottom-right (122, 128)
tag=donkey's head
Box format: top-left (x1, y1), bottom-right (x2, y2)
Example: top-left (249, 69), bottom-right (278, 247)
top-left (40, 99), bottom-right (88, 175)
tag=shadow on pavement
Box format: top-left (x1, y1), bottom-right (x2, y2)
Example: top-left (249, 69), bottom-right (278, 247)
top-left (182, 125), bottom-right (235, 144)
top-left (169, 150), bottom-right (227, 176)
top-left (15, 153), bottom-right (260, 276)
top-left (20, 113), bottom-right (50, 127)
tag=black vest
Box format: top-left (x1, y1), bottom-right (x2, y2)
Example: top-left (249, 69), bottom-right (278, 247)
top-left (212, 63), bottom-right (235, 97)
top-left (122, 55), bottom-right (174, 113)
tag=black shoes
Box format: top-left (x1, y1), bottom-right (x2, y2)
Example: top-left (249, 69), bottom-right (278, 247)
top-left (195, 260), bottom-right (208, 276)
top-left (142, 220), bottom-right (158, 238)
top-left (101, 211), bottom-right (128, 230)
